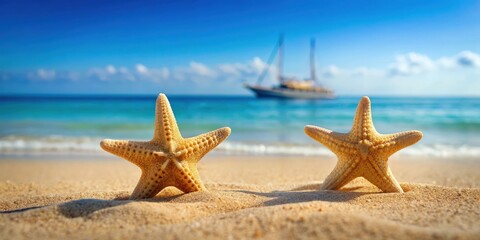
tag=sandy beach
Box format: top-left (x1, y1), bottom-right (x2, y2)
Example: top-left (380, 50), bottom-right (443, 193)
top-left (0, 154), bottom-right (479, 239)
top-left (2, 0), bottom-right (480, 239)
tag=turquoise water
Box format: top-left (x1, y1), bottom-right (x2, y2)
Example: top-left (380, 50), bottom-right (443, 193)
top-left (1, 95), bottom-right (479, 157)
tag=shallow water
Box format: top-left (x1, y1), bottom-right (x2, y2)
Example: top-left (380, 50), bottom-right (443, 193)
top-left (1, 95), bottom-right (479, 157)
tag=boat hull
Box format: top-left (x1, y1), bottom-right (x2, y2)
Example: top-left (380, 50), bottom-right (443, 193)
top-left (244, 84), bottom-right (334, 99)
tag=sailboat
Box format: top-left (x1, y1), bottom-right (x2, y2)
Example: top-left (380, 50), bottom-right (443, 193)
top-left (244, 35), bottom-right (334, 99)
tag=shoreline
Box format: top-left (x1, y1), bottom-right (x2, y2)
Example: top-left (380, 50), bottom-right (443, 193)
top-left (2, 143), bottom-right (480, 159)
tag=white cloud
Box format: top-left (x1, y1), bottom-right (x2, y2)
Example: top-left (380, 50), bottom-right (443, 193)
top-left (352, 67), bottom-right (384, 77)
top-left (136, 64), bottom-right (148, 74)
top-left (106, 65), bottom-right (117, 74)
top-left (437, 51), bottom-right (480, 69)
top-left (456, 51), bottom-right (480, 67)
top-left (313, 51), bottom-right (479, 95)
top-left (389, 51), bottom-right (480, 77)
top-left (36, 69), bottom-right (56, 80)
top-left (66, 71), bottom-right (81, 81)
top-left (87, 68), bottom-right (109, 81)
top-left (219, 58), bottom-right (270, 75)
top-left (160, 67), bottom-right (170, 79)
top-left (16, 58), bottom-right (275, 85)
top-left (316, 66), bottom-right (385, 82)
top-left (172, 69), bottom-right (186, 81)
top-left (6, 51), bottom-right (479, 95)
top-left (119, 67), bottom-right (129, 74)
top-left (251, 57), bottom-right (268, 73)
top-left (251, 57), bottom-right (277, 84)
top-left (145, 67), bottom-right (170, 82)
top-left (189, 61), bottom-right (213, 77)
top-left (87, 66), bottom-right (134, 81)
top-left (437, 57), bottom-right (456, 69)
top-left (322, 65), bottom-right (340, 78)
top-left (218, 63), bottom-right (246, 75)
top-left (389, 52), bottom-right (436, 76)
top-left (216, 57), bottom-right (278, 84)
top-left (117, 67), bottom-right (136, 81)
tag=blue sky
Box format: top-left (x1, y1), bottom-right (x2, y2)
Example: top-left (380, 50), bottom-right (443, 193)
top-left (1, 0), bottom-right (479, 95)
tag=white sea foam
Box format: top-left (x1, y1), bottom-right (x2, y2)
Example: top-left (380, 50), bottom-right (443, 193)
top-left (217, 142), bottom-right (480, 158)
top-left (216, 142), bottom-right (334, 156)
top-left (0, 136), bottom-right (479, 158)
top-left (0, 135), bottom-right (102, 153)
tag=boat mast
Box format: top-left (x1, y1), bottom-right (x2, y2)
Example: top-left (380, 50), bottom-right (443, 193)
top-left (310, 38), bottom-right (316, 81)
top-left (278, 34), bottom-right (284, 83)
top-left (254, 35), bottom-right (283, 86)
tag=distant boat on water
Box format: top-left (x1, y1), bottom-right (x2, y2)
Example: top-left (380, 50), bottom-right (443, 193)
top-left (244, 35), bottom-right (334, 99)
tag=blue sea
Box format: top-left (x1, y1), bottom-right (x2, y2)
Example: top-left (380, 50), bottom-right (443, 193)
top-left (0, 95), bottom-right (479, 157)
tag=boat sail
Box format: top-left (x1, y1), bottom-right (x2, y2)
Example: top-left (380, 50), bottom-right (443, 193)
top-left (244, 35), bottom-right (334, 99)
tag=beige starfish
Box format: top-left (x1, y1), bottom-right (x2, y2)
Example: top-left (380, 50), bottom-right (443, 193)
top-left (100, 93), bottom-right (231, 199)
top-left (304, 96), bottom-right (422, 193)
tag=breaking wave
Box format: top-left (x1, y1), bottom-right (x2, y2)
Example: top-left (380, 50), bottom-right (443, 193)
top-left (0, 135), bottom-right (479, 158)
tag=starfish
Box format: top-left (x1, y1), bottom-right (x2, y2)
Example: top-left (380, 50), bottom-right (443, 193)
top-left (100, 93), bottom-right (231, 199)
top-left (304, 96), bottom-right (422, 193)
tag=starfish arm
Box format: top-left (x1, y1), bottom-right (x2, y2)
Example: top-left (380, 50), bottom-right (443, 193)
top-left (375, 130), bottom-right (423, 156)
top-left (100, 139), bottom-right (160, 168)
top-left (304, 125), bottom-right (356, 154)
top-left (362, 158), bottom-right (404, 193)
top-left (152, 93), bottom-right (182, 151)
top-left (178, 127), bottom-right (231, 161)
top-left (130, 167), bottom-right (169, 199)
top-left (320, 157), bottom-right (360, 190)
top-left (172, 161), bottom-right (206, 193)
top-left (349, 96), bottom-right (378, 141)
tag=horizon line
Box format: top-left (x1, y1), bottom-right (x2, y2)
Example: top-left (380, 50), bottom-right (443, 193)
top-left (1, 93), bottom-right (479, 99)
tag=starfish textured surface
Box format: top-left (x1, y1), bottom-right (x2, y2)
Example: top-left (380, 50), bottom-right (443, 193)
top-left (100, 93), bottom-right (231, 199)
top-left (304, 96), bottom-right (422, 193)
